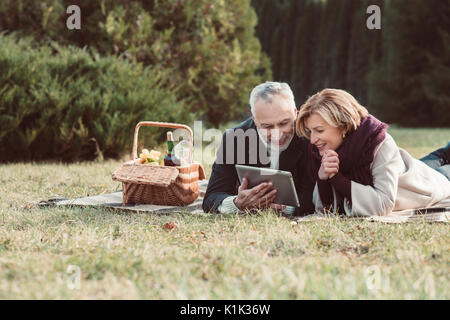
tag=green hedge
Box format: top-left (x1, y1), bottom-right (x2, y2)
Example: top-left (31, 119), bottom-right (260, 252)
top-left (0, 0), bottom-right (271, 126)
top-left (0, 33), bottom-right (194, 162)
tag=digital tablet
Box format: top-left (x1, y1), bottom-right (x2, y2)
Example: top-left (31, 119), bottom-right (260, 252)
top-left (235, 164), bottom-right (300, 207)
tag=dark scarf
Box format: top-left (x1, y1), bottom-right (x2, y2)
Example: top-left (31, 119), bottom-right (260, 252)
top-left (309, 114), bottom-right (388, 187)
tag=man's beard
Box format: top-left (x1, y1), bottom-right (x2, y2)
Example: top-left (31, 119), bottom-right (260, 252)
top-left (257, 128), bottom-right (294, 153)
top-left (270, 134), bottom-right (293, 152)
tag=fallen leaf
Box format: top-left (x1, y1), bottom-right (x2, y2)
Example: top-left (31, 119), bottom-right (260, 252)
top-left (163, 222), bottom-right (178, 231)
top-left (317, 239), bottom-right (332, 247)
top-left (340, 247), bottom-right (357, 257)
top-left (359, 245), bottom-right (370, 254)
top-left (431, 253), bottom-right (441, 260)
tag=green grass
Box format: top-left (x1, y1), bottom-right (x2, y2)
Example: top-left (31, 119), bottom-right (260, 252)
top-left (387, 126), bottom-right (450, 159)
top-left (0, 128), bottom-right (449, 299)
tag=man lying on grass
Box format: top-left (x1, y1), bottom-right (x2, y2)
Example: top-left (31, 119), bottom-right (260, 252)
top-left (202, 82), bottom-right (315, 216)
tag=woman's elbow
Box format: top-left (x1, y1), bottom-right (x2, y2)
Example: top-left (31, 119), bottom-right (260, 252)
top-left (349, 192), bottom-right (395, 217)
top-left (378, 197), bottom-right (395, 216)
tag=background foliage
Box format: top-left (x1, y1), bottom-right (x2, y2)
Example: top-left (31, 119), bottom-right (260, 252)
top-left (0, 0), bottom-right (448, 162)
top-left (252, 0), bottom-right (450, 126)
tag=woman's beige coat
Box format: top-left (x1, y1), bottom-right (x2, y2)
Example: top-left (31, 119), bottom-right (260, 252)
top-left (312, 133), bottom-right (450, 216)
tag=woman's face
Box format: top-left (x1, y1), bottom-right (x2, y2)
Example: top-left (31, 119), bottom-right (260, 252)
top-left (304, 113), bottom-right (345, 156)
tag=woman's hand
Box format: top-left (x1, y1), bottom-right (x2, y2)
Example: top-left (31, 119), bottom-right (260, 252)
top-left (318, 150), bottom-right (340, 180)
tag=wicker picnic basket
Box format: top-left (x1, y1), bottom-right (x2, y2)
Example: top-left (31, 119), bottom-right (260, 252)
top-left (112, 121), bottom-right (206, 206)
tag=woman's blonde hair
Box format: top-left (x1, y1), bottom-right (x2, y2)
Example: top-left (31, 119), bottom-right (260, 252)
top-left (296, 88), bottom-right (369, 138)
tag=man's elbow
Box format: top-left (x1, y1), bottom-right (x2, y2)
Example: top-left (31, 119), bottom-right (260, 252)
top-left (202, 196), bottom-right (213, 213)
top-left (202, 194), bottom-right (220, 213)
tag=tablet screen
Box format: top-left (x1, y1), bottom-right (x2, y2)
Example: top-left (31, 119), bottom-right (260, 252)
top-left (235, 164), bottom-right (300, 207)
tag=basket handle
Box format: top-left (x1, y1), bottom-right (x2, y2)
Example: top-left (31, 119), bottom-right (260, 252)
top-left (132, 121), bottom-right (194, 161)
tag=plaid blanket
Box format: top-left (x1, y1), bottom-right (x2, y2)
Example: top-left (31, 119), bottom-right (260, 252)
top-left (39, 180), bottom-right (449, 223)
top-left (290, 207), bottom-right (450, 224)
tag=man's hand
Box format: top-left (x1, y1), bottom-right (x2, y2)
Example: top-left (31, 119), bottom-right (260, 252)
top-left (233, 178), bottom-right (277, 210)
top-left (318, 150), bottom-right (340, 180)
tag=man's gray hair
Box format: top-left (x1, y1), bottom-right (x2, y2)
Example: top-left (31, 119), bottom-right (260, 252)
top-left (249, 81), bottom-right (296, 115)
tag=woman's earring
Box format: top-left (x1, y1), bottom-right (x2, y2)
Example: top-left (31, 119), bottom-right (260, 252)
top-left (342, 132), bottom-right (346, 139)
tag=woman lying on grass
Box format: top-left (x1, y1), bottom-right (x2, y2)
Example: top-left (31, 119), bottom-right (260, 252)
top-left (296, 88), bottom-right (450, 216)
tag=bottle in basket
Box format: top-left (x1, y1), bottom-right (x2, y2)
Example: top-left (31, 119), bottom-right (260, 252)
top-left (164, 131), bottom-right (180, 166)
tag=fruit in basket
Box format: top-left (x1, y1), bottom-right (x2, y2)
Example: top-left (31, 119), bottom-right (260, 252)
top-left (149, 150), bottom-right (161, 160)
top-left (135, 158), bottom-right (146, 164)
top-left (140, 148), bottom-right (150, 157)
top-left (139, 148), bottom-right (161, 164)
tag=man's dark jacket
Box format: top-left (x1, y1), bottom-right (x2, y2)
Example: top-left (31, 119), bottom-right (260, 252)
top-left (202, 118), bottom-right (315, 216)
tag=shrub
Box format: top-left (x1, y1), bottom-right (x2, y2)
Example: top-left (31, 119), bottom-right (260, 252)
top-left (0, 33), bottom-right (193, 162)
